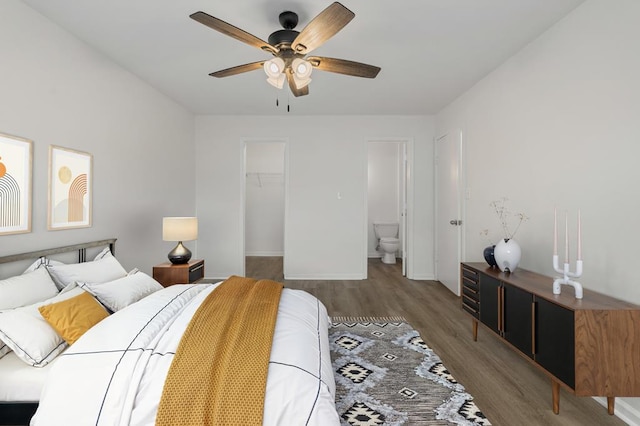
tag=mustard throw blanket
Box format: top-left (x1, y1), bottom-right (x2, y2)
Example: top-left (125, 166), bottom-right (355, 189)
top-left (156, 276), bottom-right (283, 426)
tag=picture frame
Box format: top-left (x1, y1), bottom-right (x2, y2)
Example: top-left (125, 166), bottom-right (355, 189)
top-left (0, 132), bottom-right (33, 235)
top-left (48, 145), bottom-right (93, 230)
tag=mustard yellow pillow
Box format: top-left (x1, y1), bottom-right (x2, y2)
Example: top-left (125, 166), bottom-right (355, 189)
top-left (38, 291), bottom-right (109, 344)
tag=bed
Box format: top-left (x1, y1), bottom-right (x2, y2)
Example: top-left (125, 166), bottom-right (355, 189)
top-left (0, 240), bottom-right (339, 425)
top-left (0, 239), bottom-right (118, 425)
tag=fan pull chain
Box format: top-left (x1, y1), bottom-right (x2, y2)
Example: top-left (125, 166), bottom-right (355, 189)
top-left (287, 91), bottom-right (291, 113)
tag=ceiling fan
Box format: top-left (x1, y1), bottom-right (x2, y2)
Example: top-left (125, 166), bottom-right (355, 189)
top-left (190, 2), bottom-right (381, 97)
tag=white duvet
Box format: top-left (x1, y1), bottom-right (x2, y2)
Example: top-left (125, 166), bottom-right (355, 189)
top-left (31, 283), bottom-right (339, 425)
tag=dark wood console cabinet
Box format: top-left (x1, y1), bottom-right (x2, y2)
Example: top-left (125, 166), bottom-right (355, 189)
top-left (461, 262), bottom-right (640, 415)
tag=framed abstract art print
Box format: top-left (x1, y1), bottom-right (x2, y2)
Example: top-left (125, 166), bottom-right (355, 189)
top-left (48, 145), bottom-right (93, 230)
top-left (0, 132), bottom-right (32, 235)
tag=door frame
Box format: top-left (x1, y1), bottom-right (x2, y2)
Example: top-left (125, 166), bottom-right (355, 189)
top-left (240, 138), bottom-right (289, 277)
top-left (364, 137), bottom-right (414, 279)
top-left (434, 130), bottom-right (465, 295)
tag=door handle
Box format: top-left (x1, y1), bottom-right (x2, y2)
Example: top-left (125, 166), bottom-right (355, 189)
top-left (449, 220), bottom-right (462, 226)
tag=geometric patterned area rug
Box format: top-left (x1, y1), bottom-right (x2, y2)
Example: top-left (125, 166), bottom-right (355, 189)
top-left (330, 317), bottom-right (492, 426)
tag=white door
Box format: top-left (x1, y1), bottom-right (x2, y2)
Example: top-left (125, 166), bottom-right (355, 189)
top-left (435, 131), bottom-right (462, 295)
top-left (401, 144), bottom-right (408, 276)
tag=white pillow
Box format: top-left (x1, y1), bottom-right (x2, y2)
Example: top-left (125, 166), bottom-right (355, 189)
top-left (93, 247), bottom-right (112, 261)
top-left (0, 267), bottom-right (60, 310)
top-left (79, 272), bottom-right (163, 312)
top-left (0, 262), bottom-right (61, 358)
top-left (0, 287), bottom-right (85, 367)
top-left (0, 342), bottom-right (10, 359)
top-left (22, 257), bottom-right (64, 274)
top-left (46, 250), bottom-right (127, 290)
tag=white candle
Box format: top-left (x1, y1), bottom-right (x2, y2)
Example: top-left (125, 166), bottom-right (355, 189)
top-left (565, 212), bottom-right (569, 263)
top-left (553, 208), bottom-right (557, 256)
top-left (577, 210), bottom-right (582, 261)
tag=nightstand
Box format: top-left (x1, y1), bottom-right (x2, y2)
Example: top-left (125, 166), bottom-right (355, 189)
top-left (152, 259), bottom-right (205, 287)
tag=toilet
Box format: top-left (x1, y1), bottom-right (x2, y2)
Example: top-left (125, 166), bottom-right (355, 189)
top-left (373, 222), bottom-right (400, 264)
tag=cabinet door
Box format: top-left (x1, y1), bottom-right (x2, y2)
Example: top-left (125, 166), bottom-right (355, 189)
top-left (535, 297), bottom-right (575, 388)
top-left (479, 274), bottom-right (501, 334)
top-left (503, 283), bottom-right (533, 358)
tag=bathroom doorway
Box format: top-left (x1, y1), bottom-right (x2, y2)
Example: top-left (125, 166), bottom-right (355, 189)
top-left (243, 140), bottom-right (287, 277)
top-left (366, 139), bottom-right (410, 277)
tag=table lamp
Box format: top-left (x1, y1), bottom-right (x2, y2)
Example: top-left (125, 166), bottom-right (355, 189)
top-left (163, 217), bottom-right (198, 264)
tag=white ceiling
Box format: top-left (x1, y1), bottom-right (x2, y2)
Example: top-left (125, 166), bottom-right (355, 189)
top-left (21, 0), bottom-right (585, 115)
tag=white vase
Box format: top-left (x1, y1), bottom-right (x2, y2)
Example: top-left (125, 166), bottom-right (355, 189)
top-left (494, 238), bottom-right (521, 273)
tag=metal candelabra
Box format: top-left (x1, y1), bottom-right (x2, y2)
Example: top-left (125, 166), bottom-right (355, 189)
top-left (552, 255), bottom-right (583, 299)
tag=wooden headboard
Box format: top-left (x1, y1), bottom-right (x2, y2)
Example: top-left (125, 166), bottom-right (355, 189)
top-left (0, 238), bottom-right (117, 265)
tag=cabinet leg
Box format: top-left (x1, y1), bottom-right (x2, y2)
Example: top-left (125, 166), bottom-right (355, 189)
top-left (607, 397), bottom-right (615, 415)
top-left (552, 381), bottom-right (560, 414)
top-left (472, 319), bottom-right (478, 341)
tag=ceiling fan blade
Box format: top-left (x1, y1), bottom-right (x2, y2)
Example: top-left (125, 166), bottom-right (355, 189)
top-left (209, 61), bottom-right (265, 78)
top-left (190, 11), bottom-right (278, 55)
top-left (307, 56), bottom-right (381, 78)
top-left (291, 2), bottom-right (354, 55)
top-left (287, 72), bottom-right (309, 97)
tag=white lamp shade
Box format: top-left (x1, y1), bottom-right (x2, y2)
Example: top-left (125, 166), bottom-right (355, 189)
top-left (292, 58), bottom-right (312, 79)
top-left (293, 74), bottom-right (311, 89)
top-left (266, 74), bottom-right (285, 89)
top-left (163, 217), bottom-right (198, 241)
top-left (263, 58), bottom-right (285, 78)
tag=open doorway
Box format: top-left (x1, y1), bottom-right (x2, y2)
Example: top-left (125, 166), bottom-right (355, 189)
top-left (367, 140), bottom-right (409, 277)
top-left (243, 140), bottom-right (287, 277)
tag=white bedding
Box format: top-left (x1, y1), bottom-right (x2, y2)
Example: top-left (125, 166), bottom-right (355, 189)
top-left (0, 352), bottom-right (59, 402)
top-left (31, 283), bottom-right (339, 425)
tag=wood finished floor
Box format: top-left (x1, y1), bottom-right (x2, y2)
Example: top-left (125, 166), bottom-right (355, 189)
top-left (245, 256), bottom-right (627, 426)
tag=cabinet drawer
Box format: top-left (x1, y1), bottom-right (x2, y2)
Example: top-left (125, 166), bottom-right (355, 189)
top-left (461, 265), bottom-right (480, 320)
top-left (188, 261), bottom-right (204, 282)
top-left (462, 286), bottom-right (479, 303)
top-left (462, 276), bottom-right (479, 292)
top-left (462, 300), bottom-right (479, 318)
top-left (462, 267), bottom-right (478, 282)
top-left (463, 293), bottom-right (479, 312)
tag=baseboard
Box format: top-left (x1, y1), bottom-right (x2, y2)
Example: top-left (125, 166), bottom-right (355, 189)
top-left (594, 397), bottom-right (640, 425)
top-left (203, 272), bottom-right (235, 281)
top-left (206, 272), bottom-right (366, 281)
top-left (367, 254), bottom-right (404, 259)
top-left (284, 273), bottom-right (365, 280)
top-left (245, 251), bottom-right (284, 256)
top-left (410, 274), bottom-right (436, 280)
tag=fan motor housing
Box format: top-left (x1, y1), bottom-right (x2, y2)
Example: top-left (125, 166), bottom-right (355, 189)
top-left (269, 10), bottom-right (299, 48)
top-left (268, 29), bottom-right (299, 47)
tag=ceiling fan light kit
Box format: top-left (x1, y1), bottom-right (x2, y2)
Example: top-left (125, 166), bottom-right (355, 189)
top-left (264, 57), bottom-right (286, 88)
top-left (190, 2), bottom-right (381, 98)
top-left (266, 74), bottom-right (286, 89)
top-left (264, 58), bottom-right (285, 78)
top-left (292, 74), bottom-right (311, 90)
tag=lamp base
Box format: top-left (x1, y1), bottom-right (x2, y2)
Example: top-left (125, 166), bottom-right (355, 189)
top-left (168, 241), bottom-right (192, 264)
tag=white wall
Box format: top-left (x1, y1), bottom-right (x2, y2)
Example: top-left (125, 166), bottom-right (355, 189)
top-left (245, 141), bottom-right (285, 256)
top-left (436, 0), bottom-right (640, 420)
top-left (0, 1), bottom-right (195, 276)
top-left (195, 115), bottom-right (434, 280)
